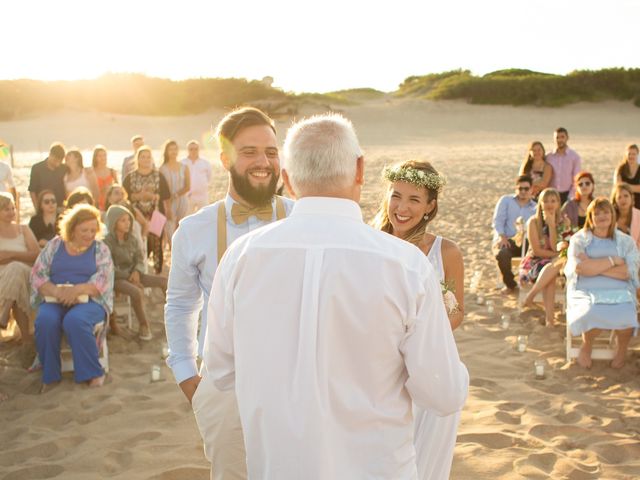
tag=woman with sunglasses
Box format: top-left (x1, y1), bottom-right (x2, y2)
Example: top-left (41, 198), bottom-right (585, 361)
top-left (561, 172), bottom-right (595, 228)
top-left (29, 189), bottom-right (59, 248)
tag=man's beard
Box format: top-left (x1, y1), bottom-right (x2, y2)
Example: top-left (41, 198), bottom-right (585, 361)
top-left (230, 166), bottom-right (279, 206)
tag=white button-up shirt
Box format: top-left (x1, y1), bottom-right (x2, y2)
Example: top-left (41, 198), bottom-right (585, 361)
top-left (165, 194), bottom-right (294, 384)
top-left (181, 157), bottom-right (213, 204)
top-left (204, 197), bottom-right (469, 480)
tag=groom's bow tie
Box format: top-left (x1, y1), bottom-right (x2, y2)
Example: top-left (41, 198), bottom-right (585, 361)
top-left (230, 202), bottom-right (273, 224)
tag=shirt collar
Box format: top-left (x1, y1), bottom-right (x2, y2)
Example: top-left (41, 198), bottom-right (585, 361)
top-left (291, 197), bottom-right (363, 222)
top-left (511, 194), bottom-right (536, 208)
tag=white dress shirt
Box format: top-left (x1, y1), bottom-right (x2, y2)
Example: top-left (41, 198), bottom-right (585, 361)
top-left (181, 157), bottom-right (213, 204)
top-left (204, 197), bottom-right (469, 480)
top-left (165, 194), bottom-right (294, 384)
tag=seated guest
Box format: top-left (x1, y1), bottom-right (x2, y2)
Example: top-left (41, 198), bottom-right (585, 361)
top-left (103, 205), bottom-right (166, 341)
top-left (492, 175), bottom-right (537, 293)
top-left (31, 204), bottom-right (114, 390)
top-left (611, 183), bottom-right (640, 248)
top-left (519, 141), bottom-right (552, 199)
top-left (565, 197), bottom-right (639, 369)
top-left (65, 186), bottom-right (95, 210)
top-left (105, 183), bottom-right (148, 251)
top-left (29, 190), bottom-right (59, 247)
top-left (561, 172), bottom-right (595, 228)
top-left (64, 149), bottom-right (99, 201)
top-left (614, 144), bottom-right (640, 209)
top-left (0, 193), bottom-right (39, 342)
top-left (521, 188), bottom-right (570, 327)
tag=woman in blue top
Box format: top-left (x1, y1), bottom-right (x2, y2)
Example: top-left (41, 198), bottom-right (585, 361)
top-left (31, 204), bottom-right (114, 390)
top-left (564, 197), bottom-right (639, 369)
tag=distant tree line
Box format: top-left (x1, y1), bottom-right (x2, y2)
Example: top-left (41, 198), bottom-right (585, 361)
top-left (1, 69), bottom-right (639, 120)
top-left (396, 68), bottom-right (640, 107)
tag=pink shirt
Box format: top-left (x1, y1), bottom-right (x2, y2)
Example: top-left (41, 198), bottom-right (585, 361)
top-left (546, 147), bottom-right (581, 198)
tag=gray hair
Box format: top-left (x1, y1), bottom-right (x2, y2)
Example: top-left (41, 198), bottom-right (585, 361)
top-left (283, 114), bottom-right (362, 193)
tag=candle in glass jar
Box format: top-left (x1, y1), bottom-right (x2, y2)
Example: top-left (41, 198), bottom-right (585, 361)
top-left (487, 300), bottom-right (494, 314)
top-left (534, 360), bottom-right (545, 379)
top-left (161, 342), bottom-right (169, 359)
top-left (476, 294), bottom-right (485, 305)
top-left (517, 335), bottom-right (527, 352)
top-left (151, 364), bottom-right (161, 382)
top-left (500, 314), bottom-right (510, 329)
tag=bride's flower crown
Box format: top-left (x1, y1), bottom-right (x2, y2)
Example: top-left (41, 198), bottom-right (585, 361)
top-left (383, 165), bottom-right (447, 193)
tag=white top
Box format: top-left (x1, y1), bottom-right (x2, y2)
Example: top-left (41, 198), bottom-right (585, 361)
top-left (64, 170), bottom-right (89, 194)
top-left (164, 194), bottom-right (294, 384)
top-left (181, 157), bottom-right (212, 201)
top-left (0, 162), bottom-right (15, 192)
top-left (426, 235), bottom-right (444, 281)
top-left (204, 197), bottom-right (469, 480)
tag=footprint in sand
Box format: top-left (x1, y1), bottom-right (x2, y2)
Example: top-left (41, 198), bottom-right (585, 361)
top-left (592, 441), bottom-right (640, 464)
top-left (495, 410), bottom-right (522, 425)
top-left (554, 410), bottom-right (583, 424)
top-left (146, 467), bottom-right (210, 480)
top-left (34, 410), bottom-right (73, 429)
top-left (112, 431), bottom-right (162, 450)
top-left (79, 393), bottom-right (111, 408)
top-left (2, 465), bottom-right (65, 480)
top-left (513, 452), bottom-right (558, 476)
top-left (121, 394), bottom-right (153, 402)
top-left (99, 450), bottom-right (134, 476)
top-left (457, 432), bottom-right (520, 449)
top-left (76, 403), bottom-right (122, 425)
top-left (525, 379), bottom-right (569, 395)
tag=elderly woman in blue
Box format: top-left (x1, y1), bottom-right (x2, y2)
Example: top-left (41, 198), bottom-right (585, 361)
top-left (31, 204), bottom-right (114, 390)
top-left (564, 197), bottom-right (639, 369)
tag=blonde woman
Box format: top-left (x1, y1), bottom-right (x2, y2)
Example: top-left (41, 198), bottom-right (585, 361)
top-left (92, 145), bottom-right (118, 211)
top-left (520, 188), bottom-right (570, 326)
top-left (611, 183), bottom-right (640, 248)
top-left (372, 160), bottom-right (463, 480)
top-left (31, 204), bottom-right (114, 389)
top-left (0, 193), bottom-right (39, 342)
top-left (565, 198), bottom-right (638, 368)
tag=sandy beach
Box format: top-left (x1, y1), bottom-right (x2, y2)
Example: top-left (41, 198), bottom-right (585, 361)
top-left (1, 98), bottom-right (639, 479)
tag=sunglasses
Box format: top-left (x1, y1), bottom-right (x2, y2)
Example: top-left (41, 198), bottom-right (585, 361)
top-left (578, 181), bottom-right (592, 187)
top-left (42, 199), bottom-right (57, 205)
top-left (517, 186), bottom-right (530, 192)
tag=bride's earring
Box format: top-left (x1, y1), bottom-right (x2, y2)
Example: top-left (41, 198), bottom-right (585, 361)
top-left (423, 213), bottom-right (429, 220)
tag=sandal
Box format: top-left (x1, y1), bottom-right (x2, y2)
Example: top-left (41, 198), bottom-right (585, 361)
top-left (139, 329), bottom-right (153, 341)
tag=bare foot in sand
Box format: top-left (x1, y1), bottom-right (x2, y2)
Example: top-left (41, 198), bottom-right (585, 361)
top-left (577, 344), bottom-right (592, 369)
top-left (88, 375), bottom-right (105, 388)
top-left (40, 381), bottom-right (61, 394)
top-left (545, 317), bottom-right (556, 328)
top-left (610, 350), bottom-right (626, 369)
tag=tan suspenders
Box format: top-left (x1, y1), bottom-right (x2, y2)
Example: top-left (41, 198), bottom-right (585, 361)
top-left (216, 196), bottom-right (286, 264)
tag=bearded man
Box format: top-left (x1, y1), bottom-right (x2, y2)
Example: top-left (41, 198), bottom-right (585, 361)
top-left (164, 107), bottom-right (293, 480)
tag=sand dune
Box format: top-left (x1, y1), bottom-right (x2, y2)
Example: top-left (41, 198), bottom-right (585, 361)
top-left (1, 99), bottom-right (639, 479)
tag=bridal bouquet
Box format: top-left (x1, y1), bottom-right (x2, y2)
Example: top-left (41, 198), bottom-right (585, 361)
top-left (441, 279), bottom-right (460, 315)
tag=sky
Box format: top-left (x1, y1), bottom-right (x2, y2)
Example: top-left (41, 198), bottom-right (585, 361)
top-left (3, 0), bottom-right (638, 93)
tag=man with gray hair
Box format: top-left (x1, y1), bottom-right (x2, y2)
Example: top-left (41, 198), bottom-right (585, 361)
top-left (204, 114), bottom-right (469, 478)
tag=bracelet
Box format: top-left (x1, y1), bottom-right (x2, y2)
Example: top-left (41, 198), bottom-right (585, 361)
top-left (608, 256), bottom-right (615, 267)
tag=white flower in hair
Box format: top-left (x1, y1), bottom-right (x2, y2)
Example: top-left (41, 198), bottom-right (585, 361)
top-left (383, 164), bottom-right (446, 193)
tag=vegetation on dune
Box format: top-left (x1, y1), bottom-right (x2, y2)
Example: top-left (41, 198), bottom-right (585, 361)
top-left (396, 68), bottom-right (640, 107)
top-left (1, 69), bottom-right (639, 120)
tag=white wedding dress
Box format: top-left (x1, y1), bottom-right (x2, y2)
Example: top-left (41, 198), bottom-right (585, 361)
top-left (414, 236), bottom-right (462, 480)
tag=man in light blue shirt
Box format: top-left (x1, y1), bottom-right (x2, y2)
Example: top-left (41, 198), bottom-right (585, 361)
top-left (164, 107), bottom-right (294, 480)
top-left (492, 175), bottom-right (536, 292)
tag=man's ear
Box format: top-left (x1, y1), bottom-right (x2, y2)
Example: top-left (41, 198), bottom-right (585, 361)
top-left (282, 169), bottom-right (297, 199)
top-left (355, 156), bottom-right (365, 186)
top-left (220, 151), bottom-right (230, 171)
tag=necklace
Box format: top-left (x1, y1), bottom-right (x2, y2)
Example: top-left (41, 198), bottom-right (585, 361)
top-left (68, 241), bottom-right (88, 254)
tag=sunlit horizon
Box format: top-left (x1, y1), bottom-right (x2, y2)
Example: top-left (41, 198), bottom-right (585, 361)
top-left (4, 0), bottom-right (639, 93)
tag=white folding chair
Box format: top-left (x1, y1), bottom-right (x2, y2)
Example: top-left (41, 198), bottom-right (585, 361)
top-left (61, 321), bottom-right (109, 373)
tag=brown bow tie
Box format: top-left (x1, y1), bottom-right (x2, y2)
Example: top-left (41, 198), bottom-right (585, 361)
top-left (230, 202), bottom-right (273, 224)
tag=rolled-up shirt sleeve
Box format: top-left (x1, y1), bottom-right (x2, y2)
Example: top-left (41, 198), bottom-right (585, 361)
top-left (493, 196), bottom-right (508, 237)
top-left (164, 227), bottom-right (205, 383)
top-left (400, 262), bottom-right (469, 416)
top-left (203, 251), bottom-right (236, 392)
